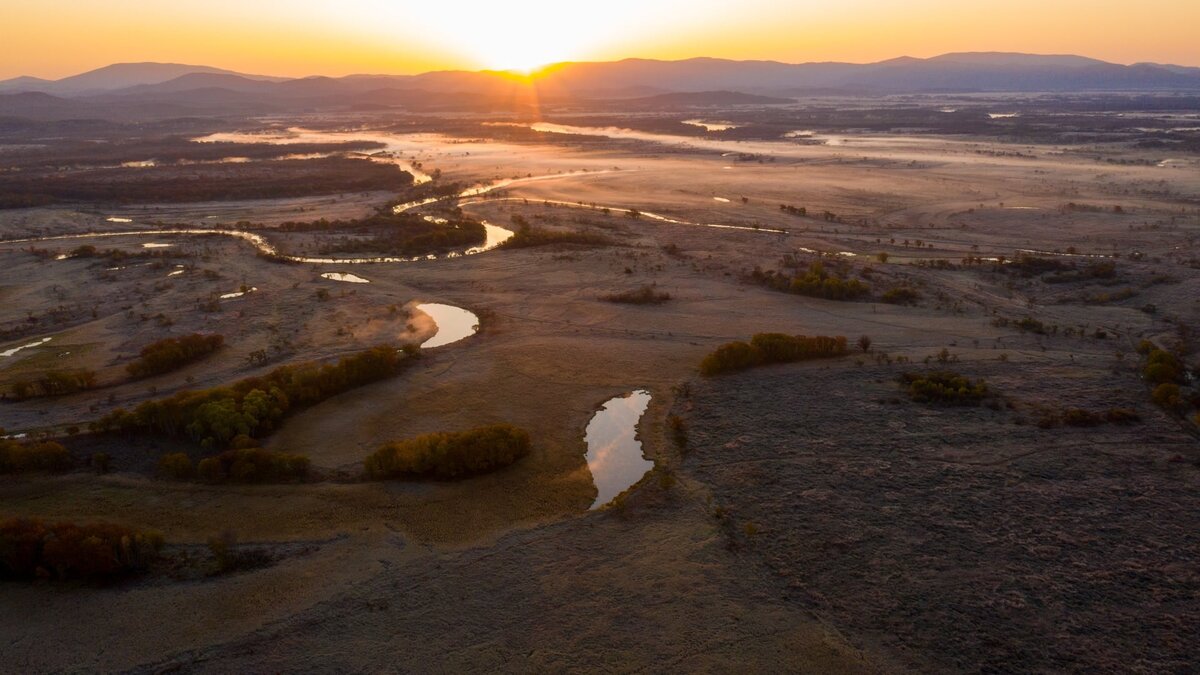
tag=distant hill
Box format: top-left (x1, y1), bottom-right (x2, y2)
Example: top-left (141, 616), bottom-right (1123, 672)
top-left (0, 62), bottom-right (283, 95)
top-left (1, 53), bottom-right (1198, 121)
top-left (624, 91), bottom-right (793, 106)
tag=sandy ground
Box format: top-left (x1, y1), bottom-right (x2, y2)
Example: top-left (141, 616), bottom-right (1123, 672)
top-left (1, 117), bottom-right (1198, 672)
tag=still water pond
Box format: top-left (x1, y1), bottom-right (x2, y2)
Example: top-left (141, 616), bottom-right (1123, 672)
top-left (417, 303), bottom-right (479, 349)
top-left (585, 390), bottom-right (653, 510)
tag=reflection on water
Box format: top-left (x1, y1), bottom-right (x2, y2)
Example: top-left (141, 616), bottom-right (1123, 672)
top-left (1, 336), bottom-right (52, 358)
top-left (585, 389), bottom-right (653, 510)
top-left (683, 119), bottom-right (739, 132)
top-left (106, 216), bottom-right (133, 223)
top-left (417, 303), bottom-right (479, 349)
top-left (194, 128), bottom-right (434, 185)
top-left (220, 287), bottom-right (257, 299)
top-left (321, 272), bottom-right (370, 284)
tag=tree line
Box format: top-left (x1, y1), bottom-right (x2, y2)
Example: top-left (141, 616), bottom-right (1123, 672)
top-left (701, 333), bottom-right (849, 376)
top-left (92, 345), bottom-right (417, 449)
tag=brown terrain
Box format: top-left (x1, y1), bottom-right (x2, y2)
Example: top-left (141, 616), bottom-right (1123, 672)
top-left (1, 102), bottom-right (1198, 672)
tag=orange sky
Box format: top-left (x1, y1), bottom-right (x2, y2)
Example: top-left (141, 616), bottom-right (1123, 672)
top-left (3, 0), bottom-right (1198, 79)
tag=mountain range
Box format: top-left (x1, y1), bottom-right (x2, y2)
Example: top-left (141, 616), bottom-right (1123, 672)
top-left (2, 53), bottom-right (1199, 121)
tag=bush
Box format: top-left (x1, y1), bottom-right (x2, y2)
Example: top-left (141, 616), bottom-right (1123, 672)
top-left (1152, 383), bottom-right (1184, 412)
top-left (0, 518), bottom-right (163, 581)
top-left (700, 334), bottom-right (848, 376)
top-left (0, 438), bottom-right (71, 474)
top-left (603, 285), bottom-right (671, 305)
top-left (500, 227), bottom-right (612, 249)
top-left (1104, 408), bottom-right (1141, 425)
top-left (195, 447), bottom-right (311, 484)
top-left (881, 287), bottom-right (921, 305)
top-left (700, 341), bottom-right (764, 376)
top-left (10, 369), bottom-right (98, 400)
top-left (127, 334), bottom-right (224, 379)
top-left (1142, 348), bottom-right (1182, 385)
top-left (92, 345), bottom-right (415, 449)
top-left (1061, 408), bottom-right (1105, 427)
top-left (157, 452), bottom-right (195, 480)
top-left (787, 262), bottom-right (870, 301)
top-left (749, 261), bottom-right (870, 302)
top-left (364, 424), bottom-right (531, 480)
top-left (901, 371), bottom-right (989, 405)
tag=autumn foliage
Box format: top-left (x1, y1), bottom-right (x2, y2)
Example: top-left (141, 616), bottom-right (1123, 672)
top-left (92, 345), bottom-right (414, 449)
top-left (126, 334), bottom-right (224, 379)
top-left (0, 518), bottom-right (163, 581)
top-left (700, 333), bottom-right (848, 376)
top-left (364, 424), bottom-right (531, 480)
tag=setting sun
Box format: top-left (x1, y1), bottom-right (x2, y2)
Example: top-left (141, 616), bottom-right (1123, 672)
top-left (390, 1), bottom-right (709, 72)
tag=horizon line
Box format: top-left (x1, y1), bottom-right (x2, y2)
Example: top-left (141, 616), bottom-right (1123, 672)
top-left (7, 50), bottom-right (1200, 83)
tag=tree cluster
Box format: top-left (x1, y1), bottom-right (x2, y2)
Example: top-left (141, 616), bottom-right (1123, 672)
top-left (749, 261), bottom-right (870, 302)
top-left (126, 334), bottom-right (224, 379)
top-left (364, 424), bottom-right (532, 480)
top-left (700, 333), bottom-right (848, 376)
top-left (0, 437), bottom-right (71, 474)
top-left (93, 345), bottom-right (415, 449)
top-left (158, 447), bottom-right (310, 483)
top-left (900, 371), bottom-right (989, 405)
top-left (10, 369), bottom-right (98, 400)
top-left (603, 285), bottom-right (671, 305)
top-left (0, 518), bottom-right (163, 581)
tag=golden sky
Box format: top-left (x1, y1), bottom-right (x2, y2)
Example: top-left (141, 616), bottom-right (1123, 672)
top-left (3, 0), bottom-right (1198, 79)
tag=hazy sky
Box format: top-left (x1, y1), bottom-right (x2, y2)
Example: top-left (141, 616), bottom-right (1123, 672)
top-left (4, 0), bottom-right (1198, 79)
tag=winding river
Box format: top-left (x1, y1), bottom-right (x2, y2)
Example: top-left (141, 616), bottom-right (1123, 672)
top-left (1, 129), bottom-right (791, 263)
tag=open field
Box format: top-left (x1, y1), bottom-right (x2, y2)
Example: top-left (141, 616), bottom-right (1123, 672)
top-left (2, 98), bottom-right (1199, 672)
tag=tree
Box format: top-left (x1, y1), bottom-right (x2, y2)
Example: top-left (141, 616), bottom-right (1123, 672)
top-left (858, 335), bottom-right (872, 353)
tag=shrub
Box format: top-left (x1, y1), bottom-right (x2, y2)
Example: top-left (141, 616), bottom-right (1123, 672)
top-left (193, 448), bottom-right (310, 484)
top-left (1152, 383), bottom-right (1184, 412)
top-left (157, 452), bottom-right (195, 480)
top-left (603, 285), bottom-right (671, 305)
top-left (700, 341), bottom-right (763, 376)
top-left (749, 261), bottom-right (870, 302)
top-left (10, 369), bottom-right (98, 400)
top-left (881, 287), bottom-right (921, 305)
top-left (1104, 408), bottom-right (1141, 425)
top-left (500, 228), bottom-right (611, 249)
top-left (0, 518), bottom-right (163, 581)
top-left (787, 263), bottom-right (870, 301)
top-left (126, 334), bottom-right (224, 379)
top-left (700, 334), bottom-right (847, 376)
top-left (901, 371), bottom-right (989, 405)
top-left (1142, 349), bottom-right (1182, 385)
top-left (0, 438), bottom-right (71, 474)
top-left (1061, 408), bottom-right (1105, 427)
top-left (364, 424), bottom-right (531, 480)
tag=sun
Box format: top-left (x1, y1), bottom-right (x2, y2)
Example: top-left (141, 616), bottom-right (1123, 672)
top-left (441, 17), bottom-right (585, 73)
top-left (392, 2), bottom-right (652, 73)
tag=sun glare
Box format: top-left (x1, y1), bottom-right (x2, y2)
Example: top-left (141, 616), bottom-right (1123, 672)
top-left (393, 0), bottom-right (707, 73)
